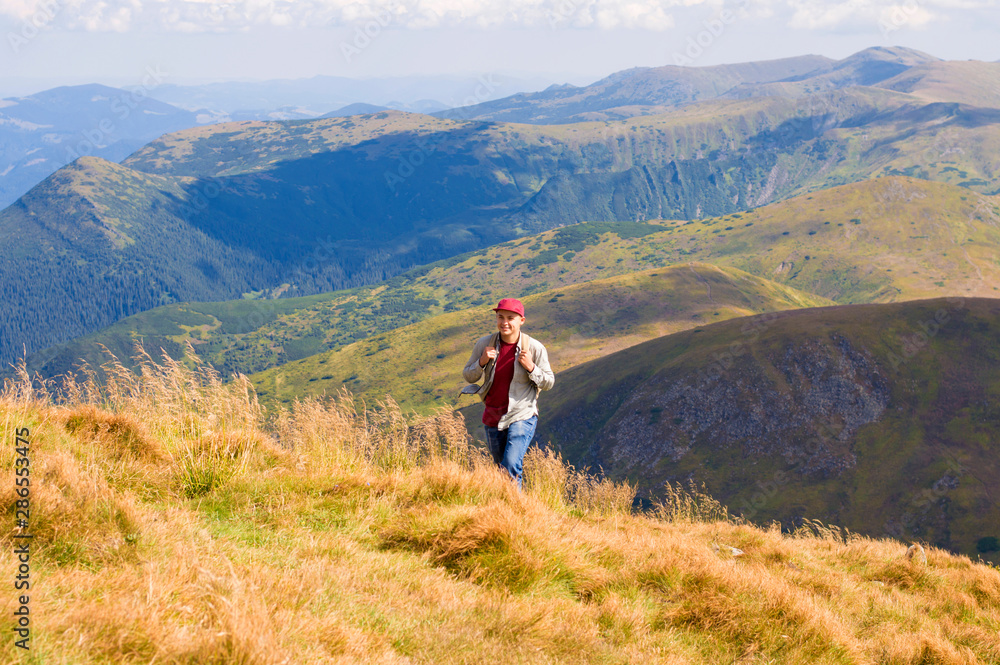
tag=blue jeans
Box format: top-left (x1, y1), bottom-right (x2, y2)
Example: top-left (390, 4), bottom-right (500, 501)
top-left (484, 415), bottom-right (537, 490)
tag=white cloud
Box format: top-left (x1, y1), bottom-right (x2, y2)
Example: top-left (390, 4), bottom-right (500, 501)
top-left (786, 0), bottom-right (872, 30)
top-left (781, 0), bottom-right (991, 31)
top-left (725, 0), bottom-right (996, 33)
top-left (0, 0), bottom-right (695, 31)
top-left (0, 0), bottom-right (54, 20)
top-left (0, 0), bottom-right (988, 32)
top-left (876, 3), bottom-right (936, 30)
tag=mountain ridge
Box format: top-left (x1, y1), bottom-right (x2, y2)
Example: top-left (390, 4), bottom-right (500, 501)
top-left (5, 49), bottom-right (1000, 366)
top-left (438, 47), bottom-right (952, 124)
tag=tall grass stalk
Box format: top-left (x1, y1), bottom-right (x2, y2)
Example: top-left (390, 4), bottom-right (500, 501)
top-left (654, 479), bottom-right (739, 524)
top-left (523, 447), bottom-right (636, 517)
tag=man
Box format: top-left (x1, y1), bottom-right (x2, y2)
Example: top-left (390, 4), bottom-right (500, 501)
top-left (463, 298), bottom-right (555, 489)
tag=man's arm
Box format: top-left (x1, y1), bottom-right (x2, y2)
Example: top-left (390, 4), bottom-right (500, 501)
top-left (527, 341), bottom-right (555, 391)
top-left (463, 335), bottom-right (490, 383)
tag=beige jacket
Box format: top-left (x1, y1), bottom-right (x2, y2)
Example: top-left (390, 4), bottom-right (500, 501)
top-left (462, 331), bottom-right (555, 430)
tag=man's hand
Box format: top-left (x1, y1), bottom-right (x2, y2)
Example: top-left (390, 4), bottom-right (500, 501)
top-left (518, 348), bottom-right (535, 373)
top-left (479, 347), bottom-right (498, 367)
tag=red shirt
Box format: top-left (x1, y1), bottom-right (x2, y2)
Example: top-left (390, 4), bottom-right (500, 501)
top-left (482, 339), bottom-right (517, 427)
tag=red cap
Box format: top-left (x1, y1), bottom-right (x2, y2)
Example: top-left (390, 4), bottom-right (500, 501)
top-left (493, 298), bottom-right (525, 317)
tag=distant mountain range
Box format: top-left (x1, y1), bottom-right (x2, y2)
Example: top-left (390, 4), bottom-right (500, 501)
top-left (4, 47), bottom-right (1000, 369)
top-left (441, 46), bottom-right (1000, 124)
top-left (0, 73), bottom-right (559, 209)
top-left (146, 73), bottom-right (557, 119)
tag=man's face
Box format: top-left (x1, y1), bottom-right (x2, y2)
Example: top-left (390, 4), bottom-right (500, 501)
top-left (495, 309), bottom-right (525, 340)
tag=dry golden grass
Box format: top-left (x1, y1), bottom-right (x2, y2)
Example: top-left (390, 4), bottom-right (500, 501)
top-left (2, 347), bottom-right (1000, 664)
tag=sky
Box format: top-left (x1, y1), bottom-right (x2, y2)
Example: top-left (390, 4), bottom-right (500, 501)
top-left (0, 0), bottom-right (998, 95)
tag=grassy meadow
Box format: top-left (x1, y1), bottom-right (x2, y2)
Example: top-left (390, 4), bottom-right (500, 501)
top-left (3, 350), bottom-right (1000, 664)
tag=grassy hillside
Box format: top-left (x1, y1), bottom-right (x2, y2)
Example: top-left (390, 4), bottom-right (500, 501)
top-left (3, 355), bottom-right (1000, 663)
top-left (249, 263), bottom-right (834, 412)
top-left (445, 176), bottom-right (1000, 306)
top-left (657, 176), bottom-right (1000, 302)
top-left (21, 176), bottom-right (1000, 386)
top-left (529, 297), bottom-right (1000, 559)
